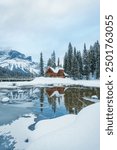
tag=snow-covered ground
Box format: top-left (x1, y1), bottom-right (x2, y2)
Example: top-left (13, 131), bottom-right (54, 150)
top-left (0, 77), bottom-right (100, 88)
top-left (0, 103), bottom-right (99, 150)
top-left (0, 114), bottom-right (35, 149)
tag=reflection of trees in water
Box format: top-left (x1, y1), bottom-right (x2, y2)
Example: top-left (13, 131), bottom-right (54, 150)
top-left (82, 87), bottom-right (100, 99)
top-left (79, 87), bottom-right (100, 98)
top-left (45, 87), bottom-right (100, 114)
top-left (6, 87), bottom-right (99, 115)
top-left (64, 88), bottom-right (94, 114)
top-left (6, 88), bottom-right (33, 101)
top-left (57, 97), bottom-right (61, 105)
top-left (64, 89), bottom-right (83, 114)
top-left (40, 88), bottom-right (44, 112)
top-left (46, 87), bottom-right (65, 113)
top-left (48, 96), bottom-right (57, 113)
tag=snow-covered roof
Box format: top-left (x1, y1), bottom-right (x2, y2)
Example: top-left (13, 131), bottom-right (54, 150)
top-left (48, 67), bottom-right (64, 73)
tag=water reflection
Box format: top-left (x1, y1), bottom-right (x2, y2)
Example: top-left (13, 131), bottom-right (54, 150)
top-left (0, 86), bottom-right (100, 117)
top-left (45, 87), bottom-right (99, 115)
top-left (46, 87), bottom-right (64, 113)
top-left (40, 88), bottom-right (44, 112)
top-left (0, 86), bottom-right (100, 149)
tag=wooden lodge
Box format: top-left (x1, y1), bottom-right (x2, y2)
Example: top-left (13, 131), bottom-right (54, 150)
top-left (45, 67), bottom-right (66, 78)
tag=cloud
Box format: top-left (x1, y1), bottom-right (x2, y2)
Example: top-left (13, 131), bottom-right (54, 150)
top-left (0, 0), bottom-right (99, 28)
top-left (0, 0), bottom-right (99, 62)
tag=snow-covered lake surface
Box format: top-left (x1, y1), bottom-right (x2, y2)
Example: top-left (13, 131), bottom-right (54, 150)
top-left (0, 83), bottom-right (100, 150)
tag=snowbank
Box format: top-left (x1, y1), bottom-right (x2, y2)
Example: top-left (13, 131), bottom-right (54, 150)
top-left (0, 103), bottom-right (99, 150)
top-left (31, 77), bottom-right (100, 87)
top-left (0, 114), bottom-right (35, 149)
top-left (27, 103), bottom-right (100, 150)
top-left (0, 77), bottom-right (100, 88)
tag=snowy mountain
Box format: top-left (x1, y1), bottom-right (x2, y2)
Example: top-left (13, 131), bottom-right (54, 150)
top-left (0, 49), bottom-right (40, 78)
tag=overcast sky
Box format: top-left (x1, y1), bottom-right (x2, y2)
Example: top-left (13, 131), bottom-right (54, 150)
top-left (0, 0), bottom-right (99, 63)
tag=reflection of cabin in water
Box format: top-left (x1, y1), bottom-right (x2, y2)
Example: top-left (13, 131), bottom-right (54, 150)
top-left (45, 67), bottom-right (68, 78)
top-left (46, 87), bottom-right (65, 97)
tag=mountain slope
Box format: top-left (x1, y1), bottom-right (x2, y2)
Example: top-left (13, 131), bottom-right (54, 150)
top-left (0, 49), bottom-right (40, 78)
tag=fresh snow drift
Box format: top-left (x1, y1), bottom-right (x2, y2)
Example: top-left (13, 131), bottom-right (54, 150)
top-left (27, 103), bottom-right (100, 150)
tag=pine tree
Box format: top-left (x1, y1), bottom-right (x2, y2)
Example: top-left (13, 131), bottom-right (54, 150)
top-left (71, 47), bottom-right (79, 79)
top-left (47, 58), bottom-right (52, 67)
top-left (57, 57), bottom-right (60, 67)
top-left (82, 43), bottom-right (90, 79)
top-left (94, 41), bottom-right (100, 79)
top-left (67, 42), bottom-right (73, 76)
top-left (51, 51), bottom-right (56, 68)
top-left (71, 55), bottom-right (79, 79)
top-left (73, 47), bottom-right (77, 57)
top-left (47, 51), bottom-right (56, 69)
top-left (88, 45), bottom-right (96, 77)
top-left (76, 51), bottom-right (83, 79)
top-left (40, 52), bottom-right (44, 76)
top-left (63, 52), bottom-right (68, 73)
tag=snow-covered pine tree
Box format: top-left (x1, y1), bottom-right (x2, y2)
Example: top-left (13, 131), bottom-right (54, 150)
top-left (63, 52), bottom-right (68, 74)
top-left (51, 51), bottom-right (56, 69)
top-left (94, 41), bottom-right (100, 79)
top-left (47, 51), bottom-right (56, 69)
top-left (71, 47), bottom-right (79, 79)
top-left (71, 55), bottom-right (79, 79)
top-left (57, 57), bottom-right (60, 67)
top-left (76, 50), bottom-right (83, 79)
top-left (47, 58), bottom-right (53, 67)
top-left (82, 43), bottom-right (90, 80)
top-left (40, 52), bottom-right (44, 76)
top-left (67, 42), bottom-right (73, 76)
top-left (73, 47), bottom-right (77, 57)
top-left (88, 45), bottom-right (96, 77)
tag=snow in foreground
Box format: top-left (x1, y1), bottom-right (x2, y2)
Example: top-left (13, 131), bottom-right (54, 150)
top-left (0, 103), bottom-right (99, 150)
top-left (27, 103), bottom-right (99, 150)
top-left (0, 114), bottom-right (35, 149)
top-left (0, 77), bottom-right (100, 88)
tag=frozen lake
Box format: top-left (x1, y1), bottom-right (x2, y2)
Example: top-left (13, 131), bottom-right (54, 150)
top-left (0, 85), bottom-right (100, 149)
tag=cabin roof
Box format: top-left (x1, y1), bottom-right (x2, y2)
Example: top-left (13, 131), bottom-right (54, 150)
top-left (47, 67), bottom-right (64, 73)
